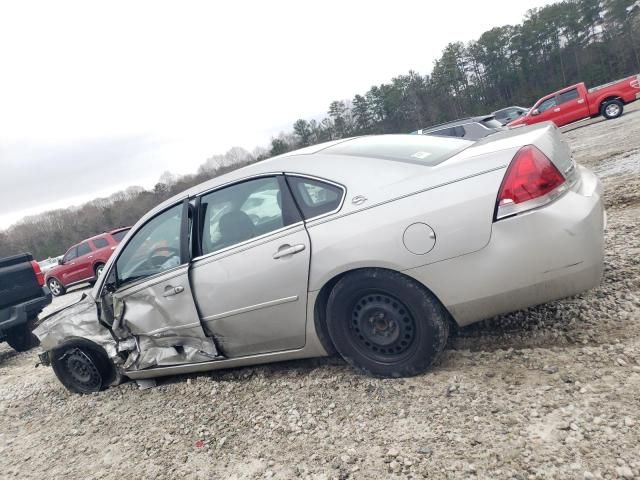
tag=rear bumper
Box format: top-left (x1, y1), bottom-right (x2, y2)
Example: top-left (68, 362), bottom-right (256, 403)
top-left (405, 166), bottom-right (605, 326)
top-left (0, 287), bottom-right (52, 335)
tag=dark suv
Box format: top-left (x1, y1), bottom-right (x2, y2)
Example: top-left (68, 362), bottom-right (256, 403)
top-left (45, 228), bottom-right (130, 296)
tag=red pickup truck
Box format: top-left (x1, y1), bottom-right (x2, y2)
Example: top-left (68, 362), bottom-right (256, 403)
top-left (508, 74), bottom-right (640, 128)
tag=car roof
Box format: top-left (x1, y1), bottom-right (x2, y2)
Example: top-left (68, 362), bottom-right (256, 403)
top-left (73, 227), bottom-right (131, 246)
top-left (137, 134), bottom-right (473, 225)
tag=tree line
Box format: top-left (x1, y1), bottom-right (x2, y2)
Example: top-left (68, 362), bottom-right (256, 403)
top-left (1, 0), bottom-right (638, 260)
top-left (272, 0), bottom-right (639, 154)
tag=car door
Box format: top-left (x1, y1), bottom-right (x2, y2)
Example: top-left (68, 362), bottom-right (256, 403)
top-left (530, 96), bottom-right (558, 125)
top-left (107, 200), bottom-right (218, 370)
top-left (68, 241), bottom-right (94, 282)
top-left (190, 175), bottom-right (311, 358)
top-left (556, 88), bottom-right (589, 126)
top-left (58, 246), bottom-right (78, 284)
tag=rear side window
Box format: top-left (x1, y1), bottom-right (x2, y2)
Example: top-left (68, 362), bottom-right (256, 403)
top-left (287, 176), bottom-right (344, 219)
top-left (112, 229), bottom-right (129, 243)
top-left (93, 238), bottom-right (109, 249)
top-left (557, 88), bottom-right (579, 104)
top-left (77, 242), bottom-right (92, 256)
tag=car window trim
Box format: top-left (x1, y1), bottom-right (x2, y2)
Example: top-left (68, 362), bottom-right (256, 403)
top-left (193, 174), bottom-right (302, 260)
top-left (111, 262), bottom-right (190, 296)
top-left (99, 199), bottom-right (189, 294)
top-left (64, 246), bottom-right (78, 262)
top-left (557, 88), bottom-right (579, 105)
top-left (538, 96), bottom-right (558, 112)
top-left (283, 173), bottom-right (346, 222)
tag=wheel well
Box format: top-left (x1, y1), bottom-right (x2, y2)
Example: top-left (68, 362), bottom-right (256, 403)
top-left (93, 262), bottom-right (105, 274)
top-left (313, 267), bottom-right (455, 354)
top-left (600, 96), bottom-right (623, 108)
top-left (51, 338), bottom-right (116, 386)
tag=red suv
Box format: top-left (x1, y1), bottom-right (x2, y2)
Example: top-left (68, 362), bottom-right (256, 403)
top-left (45, 228), bottom-right (130, 296)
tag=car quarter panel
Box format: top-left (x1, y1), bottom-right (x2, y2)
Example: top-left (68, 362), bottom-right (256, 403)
top-left (405, 166), bottom-right (604, 326)
top-left (306, 165), bottom-right (508, 292)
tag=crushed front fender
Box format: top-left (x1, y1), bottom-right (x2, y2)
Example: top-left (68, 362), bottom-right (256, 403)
top-left (33, 293), bottom-right (120, 364)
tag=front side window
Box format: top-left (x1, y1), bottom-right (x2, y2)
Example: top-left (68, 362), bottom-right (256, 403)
top-left (287, 176), bottom-right (343, 219)
top-left (538, 97), bottom-right (557, 113)
top-left (116, 204), bottom-right (183, 285)
top-left (200, 176), bottom-right (298, 255)
top-left (557, 89), bottom-right (579, 104)
top-left (63, 247), bottom-right (77, 263)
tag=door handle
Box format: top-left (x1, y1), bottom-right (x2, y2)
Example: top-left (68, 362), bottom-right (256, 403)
top-left (577, 99), bottom-right (585, 104)
top-left (553, 108), bottom-right (561, 112)
top-left (273, 244), bottom-right (306, 259)
top-left (163, 285), bottom-right (185, 297)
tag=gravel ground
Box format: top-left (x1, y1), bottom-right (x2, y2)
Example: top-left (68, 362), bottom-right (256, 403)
top-left (1, 103), bottom-right (639, 480)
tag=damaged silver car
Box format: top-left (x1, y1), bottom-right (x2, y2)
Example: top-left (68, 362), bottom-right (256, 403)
top-left (35, 127), bottom-right (605, 393)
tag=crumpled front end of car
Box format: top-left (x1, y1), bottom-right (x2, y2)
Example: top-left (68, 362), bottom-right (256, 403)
top-left (34, 293), bottom-right (122, 366)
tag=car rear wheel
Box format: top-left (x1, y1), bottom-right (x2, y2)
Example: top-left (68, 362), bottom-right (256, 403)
top-left (47, 278), bottom-right (66, 297)
top-left (326, 269), bottom-right (449, 378)
top-left (601, 99), bottom-right (623, 119)
top-left (51, 343), bottom-right (114, 394)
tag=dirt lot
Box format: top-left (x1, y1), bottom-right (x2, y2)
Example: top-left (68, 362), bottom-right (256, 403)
top-left (1, 103), bottom-right (639, 480)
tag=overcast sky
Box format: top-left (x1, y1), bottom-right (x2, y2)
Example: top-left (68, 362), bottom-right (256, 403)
top-left (0, 0), bottom-right (554, 229)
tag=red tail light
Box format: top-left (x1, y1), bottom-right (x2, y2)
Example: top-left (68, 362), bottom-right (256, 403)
top-left (30, 260), bottom-right (45, 287)
top-left (495, 145), bottom-right (566, 220)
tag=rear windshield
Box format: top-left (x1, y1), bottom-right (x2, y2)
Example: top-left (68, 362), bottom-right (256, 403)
top-left (322, 134), bottom-right (472, 166)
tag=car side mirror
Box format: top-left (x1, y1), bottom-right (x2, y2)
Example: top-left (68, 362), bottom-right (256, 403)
top-left (58, 258), bottom-right (64, 265)
top-left (531, 109), bottom-right (540, 116)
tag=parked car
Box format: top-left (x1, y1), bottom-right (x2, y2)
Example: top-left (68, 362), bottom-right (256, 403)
top-left (37, 256), bottom-right (63, 274)
top-left (35, 125), bottom-right (605, 393)
top-left (45, 228), bottom-right (131, 296)
top-left (492, 106), bottom-right (529, 125)
top-left (412, 115), bottom-right (504, 140)
top-left (508, 74), bottom-right (640, 128)
top-left (0, 253), bottom-right (51, 351)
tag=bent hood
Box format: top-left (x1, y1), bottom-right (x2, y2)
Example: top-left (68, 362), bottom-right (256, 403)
top-left (33, 293), bottom-right (118, 359)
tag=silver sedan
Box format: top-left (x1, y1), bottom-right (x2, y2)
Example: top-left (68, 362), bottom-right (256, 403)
top-left (35, 122), bottom-right (605, 393)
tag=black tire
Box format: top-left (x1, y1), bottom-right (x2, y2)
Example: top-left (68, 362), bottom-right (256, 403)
top-left (326, 269), bottom-right (449, 378)
top-left (47, 277), bottom-right (66, 297)
top-left (6, 325), bottom-right (40, 352)
top-left (50, 342), bottom-right (115, 394)
top-left (601, 99), bottom-right (623, 120)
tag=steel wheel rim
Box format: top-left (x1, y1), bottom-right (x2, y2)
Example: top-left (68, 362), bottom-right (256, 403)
top-left (606, 104), bottom-right (620, 117)
top-left (96, 266), bottom-right (104, 276)
top-left (349, 292), bottom-right (417, 360)
top-left (62, 349), bottom-right (102, 391)
top-left (49, 280), bottom-right (61, 295)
